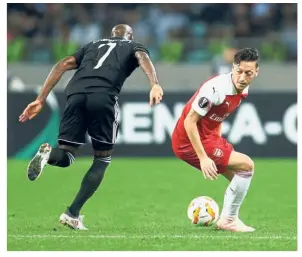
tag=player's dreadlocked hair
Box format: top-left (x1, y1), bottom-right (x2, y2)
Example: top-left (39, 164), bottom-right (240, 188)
top-left (234, 48), bottom-right (260, 67)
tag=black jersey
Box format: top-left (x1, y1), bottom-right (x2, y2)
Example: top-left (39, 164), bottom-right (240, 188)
top-left (65, 37), bottom-right (149, 96)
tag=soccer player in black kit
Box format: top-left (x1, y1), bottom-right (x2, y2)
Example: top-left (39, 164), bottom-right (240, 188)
top-left (19, 24), bottom-right (163, 230)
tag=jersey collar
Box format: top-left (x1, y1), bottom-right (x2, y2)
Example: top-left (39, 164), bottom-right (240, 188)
top-left (110, 36), bottom-right (129, 40)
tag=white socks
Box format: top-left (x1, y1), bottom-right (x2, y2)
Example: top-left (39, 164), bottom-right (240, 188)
top-left (221, 170), bottom-right (254, 219)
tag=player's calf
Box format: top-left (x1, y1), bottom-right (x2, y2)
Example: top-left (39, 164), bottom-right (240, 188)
top-left (218, 151), bottom-right (255, 230)
top-left (48, 147), bottom-right (76, 167)
top-left (67, 150), bottom-right (111, 217)
top-left (27, 143), bottom-right (77, 181)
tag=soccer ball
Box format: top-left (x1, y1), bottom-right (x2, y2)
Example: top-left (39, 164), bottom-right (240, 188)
top-left (187, 196), bottom-right (219, 226)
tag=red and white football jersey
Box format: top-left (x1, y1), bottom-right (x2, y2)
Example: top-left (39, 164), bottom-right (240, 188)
top-left (174, 72), bottom-right (249, 141)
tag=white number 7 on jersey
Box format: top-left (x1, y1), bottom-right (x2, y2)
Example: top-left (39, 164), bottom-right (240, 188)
top-left (94, 42), bottom-right (117, 69)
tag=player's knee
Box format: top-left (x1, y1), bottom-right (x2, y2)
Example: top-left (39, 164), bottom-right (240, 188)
top-left (242, 157), bottom-right (254, 171)
top-left (48, 148), bottom-right (75, 168)
top-left (59, 144), bottom-right (78, 154)
top-left (94, 149), bottom-right (113, 158)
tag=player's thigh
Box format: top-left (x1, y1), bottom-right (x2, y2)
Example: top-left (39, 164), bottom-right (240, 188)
top-left (203, 137), bottom-right (233, 174)
top-left (179, 149), bottom-right (201, 172)
top-left (58, 94), bottom-right (87, 145)
top-left (172, 137), bottom-right (201, 170)
top-left (173, 137), bottom-right (233, 174)
top-left (227, 151), bottom-right (254, 172)
top-left (86, 93), bottom-right (119, 151)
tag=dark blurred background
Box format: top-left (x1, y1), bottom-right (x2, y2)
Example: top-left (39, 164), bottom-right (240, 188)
top-left (7, 3), bottom-right (297, 64)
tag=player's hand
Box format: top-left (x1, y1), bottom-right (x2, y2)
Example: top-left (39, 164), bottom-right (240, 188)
top-left (199, 157), bottom-right (218, 180)
top-left (19, 99), bottom-right (44, 123)
top-left (149, 84), bottom-right (163, 106)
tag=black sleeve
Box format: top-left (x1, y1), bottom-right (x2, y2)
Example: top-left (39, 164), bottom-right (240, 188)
top-left (72, 43), bottom-right (90, 66)
top-left (132, 42), bottom-right (150, 56)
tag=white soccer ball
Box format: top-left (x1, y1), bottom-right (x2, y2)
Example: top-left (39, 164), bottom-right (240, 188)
top-left (187, 196), bottom-right (220, 226)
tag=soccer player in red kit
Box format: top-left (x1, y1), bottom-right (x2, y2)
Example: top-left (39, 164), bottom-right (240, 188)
top-left (172, 48), bottom-right (260, 232)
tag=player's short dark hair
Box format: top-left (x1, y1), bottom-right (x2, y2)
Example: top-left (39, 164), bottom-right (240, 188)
top-left (234, 48), bottom-right (260, 67)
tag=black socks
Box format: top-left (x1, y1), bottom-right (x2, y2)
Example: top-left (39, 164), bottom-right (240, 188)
top-left (68, 156), bottom-right (111, 217)
top-left (48, 148), bottom-right (75, 168)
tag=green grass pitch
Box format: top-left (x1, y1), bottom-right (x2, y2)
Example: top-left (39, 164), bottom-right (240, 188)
top-left (7, 158), bottom-right (297, 251)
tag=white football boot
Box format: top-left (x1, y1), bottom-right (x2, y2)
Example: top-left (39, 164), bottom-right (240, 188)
top-left (59, 213), bottom-right (88, 230)
top-left (216, 216), bottom-right (255, 232)
top-left (27, 143), bottom-right (52, 181)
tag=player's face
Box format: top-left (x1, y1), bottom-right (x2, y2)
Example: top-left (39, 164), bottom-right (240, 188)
top-left (232, 61), bottom-right (259, 92)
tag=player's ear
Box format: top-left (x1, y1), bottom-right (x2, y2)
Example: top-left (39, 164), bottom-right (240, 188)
top-left (232, 63), bottom-right (239, 71)
top-left (255, 67), bottom-right (259, 77)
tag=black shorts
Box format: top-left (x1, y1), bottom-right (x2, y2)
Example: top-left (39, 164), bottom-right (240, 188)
top-left (58, 93), bottom-right (119, 151)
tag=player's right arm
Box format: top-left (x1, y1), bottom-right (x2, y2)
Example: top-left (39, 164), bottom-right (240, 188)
top-left (35, 43), bottom-right (89, 105)
top-left (19, 56), bottom-right (78, 123)
top-left (184, 109), bottom-right (218, 180)
top-left (36, 56), bottom-right (78, 104)
top-left (184, 83), bottom-right (225, 179)
top-left (184, 109), bottom-right (209, 160)
top-left (135, 51), bottom-right (163, 106)
top-left (19, 44), bottom-right (88, 123)
top-left (217, 123), bottom-right (222, 137)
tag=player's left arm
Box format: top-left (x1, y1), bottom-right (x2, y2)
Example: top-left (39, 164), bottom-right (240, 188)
top-left (135, 51), bottom-right (163, 106)
top-left (133, 43), bottom-right (163, 106)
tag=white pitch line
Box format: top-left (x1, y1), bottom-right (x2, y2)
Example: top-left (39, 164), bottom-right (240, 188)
top-left (7, 234), bottom-right (296, 240)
